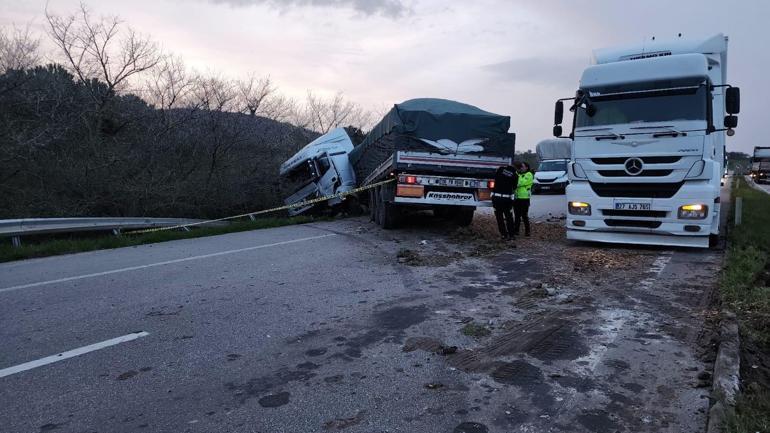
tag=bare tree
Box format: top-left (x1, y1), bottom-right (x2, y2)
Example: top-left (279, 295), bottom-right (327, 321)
top-left (0, 24), bottom-right (41, 73)
top-left (145, 54), bottom-right (196, 111)
top-left (45, 3), bottom-right (161, 103)
top-left (302, 91), bottom-right (371, 134)
top-left (236, 74), bottom-right (275, 116)
top-left (235, 74), bottom-right (302, 123)
top-left (194, 74), bottom-right (237, 112)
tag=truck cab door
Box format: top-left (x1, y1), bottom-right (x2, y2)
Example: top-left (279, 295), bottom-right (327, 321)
top-left (315, 154), bottom-right (339, 198)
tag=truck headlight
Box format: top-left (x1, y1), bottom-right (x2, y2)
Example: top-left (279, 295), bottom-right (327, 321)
top-left (678, 204), bottom-right (708, 219)
top-left (569, 201), bottom-right (591, 216)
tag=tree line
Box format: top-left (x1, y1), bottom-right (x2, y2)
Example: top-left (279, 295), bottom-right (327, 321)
top-left (0, 5), bottom-right (372, 219)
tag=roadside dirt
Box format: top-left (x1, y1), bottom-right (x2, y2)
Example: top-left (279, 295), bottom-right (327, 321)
top-left (369, 211), bottom-right (723, 432)
top-left (286, 211), bottom-right (725, 432)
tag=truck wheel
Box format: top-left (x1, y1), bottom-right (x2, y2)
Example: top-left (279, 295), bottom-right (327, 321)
top-left (376, 184), bottom-right (400, 229)
top-left (374, 187), bottom-right (383, 226)
top-left (381, 202), bottom-right (400, 229)
top-left (709, 234), bottom-right (720, 248)
top-left (368, 188), bottom-right (377, 221)
top-left (454, 207), bottom-right (475, 227)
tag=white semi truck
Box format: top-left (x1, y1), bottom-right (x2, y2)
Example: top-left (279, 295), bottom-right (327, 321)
top-left (750, 146), bottom-right (770, 183)
top-left (552, 34), bottom-right (740, 248)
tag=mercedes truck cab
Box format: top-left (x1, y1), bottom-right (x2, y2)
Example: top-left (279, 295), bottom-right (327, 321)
top-left (552, 34), bottom-right (740, 248)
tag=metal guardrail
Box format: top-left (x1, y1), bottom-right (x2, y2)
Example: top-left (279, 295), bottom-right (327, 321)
top-left (746, 175), bottom-right (770, 195)
top-left (0, 217), bottom-right (227, 247)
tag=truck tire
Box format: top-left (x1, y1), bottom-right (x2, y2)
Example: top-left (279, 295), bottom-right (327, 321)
top-left (381, 202), bottom-right (400, 229)
top-left (374, 187), bottom-right (383, 226)
top-left (368, 189), bottom-right (376, 221)
top-left (377, 184), bottom-right (400, 229)
top-left (454, 206), bottom-right (475, 227)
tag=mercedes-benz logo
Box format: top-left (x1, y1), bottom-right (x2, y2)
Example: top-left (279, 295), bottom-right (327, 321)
top-left (624, 157), bottom-right (644, 176)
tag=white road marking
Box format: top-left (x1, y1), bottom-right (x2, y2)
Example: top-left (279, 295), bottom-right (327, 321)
top-left (0, 234), bottom-right (336, 294)
top-left (0, 331), bottom-right (149, 378)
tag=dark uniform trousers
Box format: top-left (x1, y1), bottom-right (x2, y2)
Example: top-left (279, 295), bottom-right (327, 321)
top-left (513, 198), bottom-right (530, 235)
top-left (493, 196), bottom-right (515, 239)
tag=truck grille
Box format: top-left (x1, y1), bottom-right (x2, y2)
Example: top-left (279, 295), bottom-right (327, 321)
top-left (604, 219), bottom-right (662, 228)
top-left (538, 177), bottom-right (556, 183)
top-left (598, 169), bottom-right (673, 177)
top-left (602, 210), bottom-right (668, 218)
top-left (589, 182), bottom-right (683, 198)
top-left (591, 156), bottom-right (681, 165)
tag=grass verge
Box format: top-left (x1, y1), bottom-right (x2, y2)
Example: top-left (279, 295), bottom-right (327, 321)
top-left (721, 177), bottom-right (770, 432)
top-left (0, 216), bottom-right (320, 263)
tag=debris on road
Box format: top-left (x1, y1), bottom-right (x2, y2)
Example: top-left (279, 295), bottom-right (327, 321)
top-left (461, 322), bottom-right (491, 338)
top-left (323, 411), bottom-right (366, 430)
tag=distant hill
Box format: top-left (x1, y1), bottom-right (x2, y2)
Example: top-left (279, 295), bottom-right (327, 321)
top-left (0, 64), bottom-right (319, 219)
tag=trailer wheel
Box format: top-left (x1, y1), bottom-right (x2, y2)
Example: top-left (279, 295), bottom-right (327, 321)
top-left (381, 202), bottom-right (400, 229)
top-left (369, 189), bottom-right (377, 221)
top-left (373, 187), bottom-right (383, 226)
top-left (376, 184), bottom-right (400, 229)
top-left (454, 206), bottom-right (475, 227)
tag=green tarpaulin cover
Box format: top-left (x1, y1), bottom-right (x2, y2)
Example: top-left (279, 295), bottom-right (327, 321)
top-left (348, 98), bottom-right (514, 166)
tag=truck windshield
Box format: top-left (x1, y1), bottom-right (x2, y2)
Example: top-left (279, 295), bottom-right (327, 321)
top-left (538, 160), bottom-right (567, 172)
top-left (576, 83), bottom-right (708, 128)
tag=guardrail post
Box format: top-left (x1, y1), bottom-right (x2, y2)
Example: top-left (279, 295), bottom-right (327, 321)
top-left (735, 197), bottom-right (743, 226)
top-left (12, 236), bottom-right (21, 248)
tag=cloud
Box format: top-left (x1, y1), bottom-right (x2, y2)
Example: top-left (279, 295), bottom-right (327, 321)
top-left (209, 0), bottom-right (412, 18)
top-left (483, 56), bottom-right (590, 88)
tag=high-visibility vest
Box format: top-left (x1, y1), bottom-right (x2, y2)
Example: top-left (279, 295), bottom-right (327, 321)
top-left (515, 172), bottom-right (533, 199)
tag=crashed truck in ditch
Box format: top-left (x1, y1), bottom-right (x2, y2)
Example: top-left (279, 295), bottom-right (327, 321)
top-left (279, 98), bottom-right (516, 227)
top-left (278, 127), bottom-right (358, 216)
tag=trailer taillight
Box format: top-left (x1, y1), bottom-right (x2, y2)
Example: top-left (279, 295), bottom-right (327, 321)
top-left (405, 176), bottom-right (417, 184)
top-left (397, 185), bottom-right (424, 198)
top-left (488, 180), bottom-right (495, 189)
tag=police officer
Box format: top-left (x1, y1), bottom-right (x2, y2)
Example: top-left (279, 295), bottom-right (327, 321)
top-left (514, 161), bottom-right (534, 236)
top-left (492, 163), bottom-right (517, 240)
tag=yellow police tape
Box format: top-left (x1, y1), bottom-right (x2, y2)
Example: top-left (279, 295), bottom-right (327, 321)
top-left (128, 178), bottom-right (396, 235)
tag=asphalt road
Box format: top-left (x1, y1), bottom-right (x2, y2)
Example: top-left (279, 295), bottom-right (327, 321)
top-left (0, 191), bottom-right (723, 433)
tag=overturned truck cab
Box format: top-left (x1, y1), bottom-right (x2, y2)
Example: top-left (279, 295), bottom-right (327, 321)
top-left (279, 127), bottom-right (357, 216)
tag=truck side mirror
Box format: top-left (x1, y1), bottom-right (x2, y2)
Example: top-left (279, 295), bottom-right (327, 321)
top-left (724, 115), bottom-right (738, 129)
top-left (726, 87), bottom-right (740, 114)
top-left (554, 100), bottom-right (564, 125)
top-left (553, 125), bottom-right (563, 137)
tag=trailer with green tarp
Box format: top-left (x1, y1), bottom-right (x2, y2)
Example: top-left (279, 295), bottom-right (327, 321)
top-left (349, 98), bottom-right (515, 228)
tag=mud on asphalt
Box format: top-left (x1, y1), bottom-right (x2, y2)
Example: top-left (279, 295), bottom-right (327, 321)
top-left (256, 213), bottom-right (724, 433)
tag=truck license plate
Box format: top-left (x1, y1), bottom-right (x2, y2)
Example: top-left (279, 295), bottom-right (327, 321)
top-left (614, 202), bottom-right (651, 211)
top-left (426, 192), bottom-right (474, 202)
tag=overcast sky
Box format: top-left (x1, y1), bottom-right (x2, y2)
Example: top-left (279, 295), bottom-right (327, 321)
top-left (2, 0), bottom-right (767, 153)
